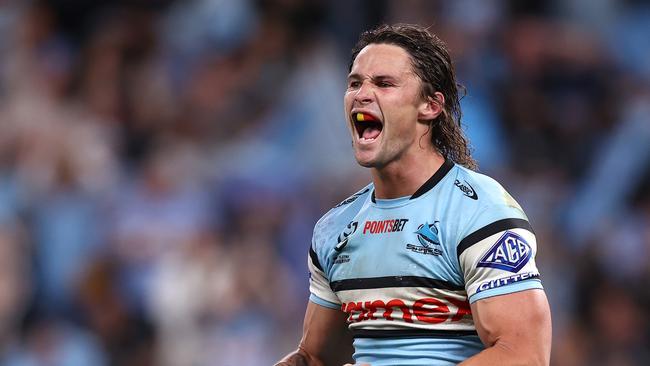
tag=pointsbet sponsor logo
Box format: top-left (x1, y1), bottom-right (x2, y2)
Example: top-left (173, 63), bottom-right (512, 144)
top-left (341, 297), bottom-right (471, 324)
top-left (363, 219), bottom-right (408, 234)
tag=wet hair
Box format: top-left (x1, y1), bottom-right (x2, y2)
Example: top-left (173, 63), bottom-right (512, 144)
top-left (349, 23), bottom-right (477, 170)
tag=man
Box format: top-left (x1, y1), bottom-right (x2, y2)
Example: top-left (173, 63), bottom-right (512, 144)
top-left (276, 24), bottom-right (551, 366)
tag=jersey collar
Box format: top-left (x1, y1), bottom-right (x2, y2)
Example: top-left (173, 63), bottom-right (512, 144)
top-left (371, 158), bottom-right (455, 203)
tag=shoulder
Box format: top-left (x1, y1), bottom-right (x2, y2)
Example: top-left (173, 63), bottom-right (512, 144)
top-left (448, 167), bottom-right (535, 259)
top-left (450, 166), bottom-right (528, 221)
top-left (452, 166), bottom-right (524, 212)
top-left (315, 184), bottom-right (372, 230)
top-left (444, 166), bottom-right (532, 250)
top-left (312, 183), bottom-right (372, 252)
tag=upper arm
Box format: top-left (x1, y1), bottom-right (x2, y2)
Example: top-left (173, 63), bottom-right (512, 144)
top-left (299, 301), bottom-right (354, 365)
top-left (298, 216), bottom-right (356, 364)
top-left (470, 289), bottom-right (552, 364)
top-left (296, 242), bottom-right (353, 365)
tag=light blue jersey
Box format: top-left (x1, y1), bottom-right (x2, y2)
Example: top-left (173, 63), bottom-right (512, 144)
top-left (308, 159), bottom-right (543, 365)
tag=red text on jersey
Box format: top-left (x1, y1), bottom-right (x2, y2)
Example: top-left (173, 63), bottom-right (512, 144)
top-left (363, 219), bottom-right (408, 234)
top-left (341, 296), bottom-right (471, 324)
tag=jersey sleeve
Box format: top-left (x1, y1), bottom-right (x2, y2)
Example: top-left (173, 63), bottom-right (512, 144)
top-left (308, 244), bottom-right (341, 309)
top-left (458, 206), bottom-right (543, 304)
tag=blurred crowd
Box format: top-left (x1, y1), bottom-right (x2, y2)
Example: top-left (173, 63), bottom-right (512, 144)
top-left (0, 0), bottom-right (648, 365)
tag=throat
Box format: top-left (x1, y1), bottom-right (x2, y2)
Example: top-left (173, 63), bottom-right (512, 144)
top-left (371, 153), bottom-right (448, 199)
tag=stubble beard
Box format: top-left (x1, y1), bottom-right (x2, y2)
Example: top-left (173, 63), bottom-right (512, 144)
top-left (354, 139), bottom-right (405, 170)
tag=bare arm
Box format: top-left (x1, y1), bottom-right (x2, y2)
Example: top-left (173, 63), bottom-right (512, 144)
top-left (459, 289), bottom-right (552, 366)
top-left (275, 301), bottom-right (353, 366)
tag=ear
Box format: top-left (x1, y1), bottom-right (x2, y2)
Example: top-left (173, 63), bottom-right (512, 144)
top-left (418, 92), bottom-right (445, 121)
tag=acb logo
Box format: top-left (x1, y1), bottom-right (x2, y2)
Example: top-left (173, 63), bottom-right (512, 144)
top-left (477, 231), bottom-right (531, 273)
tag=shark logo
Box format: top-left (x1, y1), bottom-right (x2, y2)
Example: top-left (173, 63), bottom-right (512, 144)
top-left (415, 221), bottom-right (441, 247)
top-left (406, 221), bottom-right (442, 256)
top-left (335, 221), bottom-right (358, 252)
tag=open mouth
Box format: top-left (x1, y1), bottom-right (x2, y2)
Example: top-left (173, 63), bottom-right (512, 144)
top-left (353, 112), bottom-right (383, 141)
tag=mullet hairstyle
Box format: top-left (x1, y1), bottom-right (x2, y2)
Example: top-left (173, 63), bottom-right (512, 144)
top-left (349, 23), bottom-right (477, 170)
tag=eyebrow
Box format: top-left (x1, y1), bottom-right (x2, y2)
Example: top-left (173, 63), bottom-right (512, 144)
top-left (372, 75), bottom-right (398, 82)
top-left (347, 73), bottom-right (399, 82)
top-left (347, 73), bottom-right (362, 80)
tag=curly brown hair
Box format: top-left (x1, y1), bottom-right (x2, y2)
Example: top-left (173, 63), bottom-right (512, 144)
top-left (349, 23), bottom-right (477, 170)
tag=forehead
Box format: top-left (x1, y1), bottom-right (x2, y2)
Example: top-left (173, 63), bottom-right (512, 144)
top-left (350, 43), bottom-right (414, 77)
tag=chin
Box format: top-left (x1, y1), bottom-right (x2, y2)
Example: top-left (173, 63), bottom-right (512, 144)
top-left (356, 160), bottom-right (375, 168)
top-left (354, 153), bottom-right (383, 168)
top-left (354, 153), bottom-right (375, 168)
top-left (354, 145), bottom-right (387, 168)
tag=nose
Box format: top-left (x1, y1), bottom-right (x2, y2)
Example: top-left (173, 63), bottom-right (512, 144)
top-left (354, 81), bottom-right (374, 104)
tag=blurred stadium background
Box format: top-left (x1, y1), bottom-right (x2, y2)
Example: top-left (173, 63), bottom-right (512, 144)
top-left (0, 0), bottom-right (649, 365)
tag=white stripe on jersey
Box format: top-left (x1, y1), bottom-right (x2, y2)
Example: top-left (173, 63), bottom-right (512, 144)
top-left (336, 286), bottom-right (474, 332)
top-left (308, 250), bottom-right (341, 306)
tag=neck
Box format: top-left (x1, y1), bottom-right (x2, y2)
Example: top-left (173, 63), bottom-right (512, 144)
top-left (371, 152), bottom-right (446, 199)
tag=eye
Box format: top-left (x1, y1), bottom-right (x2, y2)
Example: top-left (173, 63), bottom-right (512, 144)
top-left (377, 81), bottom-right (394, 88)
top-left (348, 80), bottom-right (361, 89)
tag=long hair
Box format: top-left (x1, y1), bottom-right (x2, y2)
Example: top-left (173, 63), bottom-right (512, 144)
top-left (349, 23), bottom-right (477, 170)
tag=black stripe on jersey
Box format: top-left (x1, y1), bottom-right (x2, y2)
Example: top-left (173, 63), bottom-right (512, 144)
top-left (352, 328), bottom-right (478, 339)
top-left (371, 158), bottom-right (454, 203)
top-left (330, 276), bottom-right (464, 292)
top-left (457, 218), bottom-right (534, 258)
top-left (410, 158), bottom-right (454, 199)
top-left (309, 246), bottom-right (324, 272)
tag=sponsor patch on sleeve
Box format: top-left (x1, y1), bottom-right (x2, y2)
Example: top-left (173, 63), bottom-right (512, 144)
top-left (475, 272), bottom-right (540, 293)
top-left (459, 225), bottom-right (541, 302)
top-left (477, 231), bottom-right (531, 273)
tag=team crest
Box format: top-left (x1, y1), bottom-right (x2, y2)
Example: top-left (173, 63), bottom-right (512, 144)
top-left (415, 221), bottom-right (441, 247)
top-left (406, 221), bottom-right (442, 256)
top-left (477, 231), bottom-right (531, 272)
